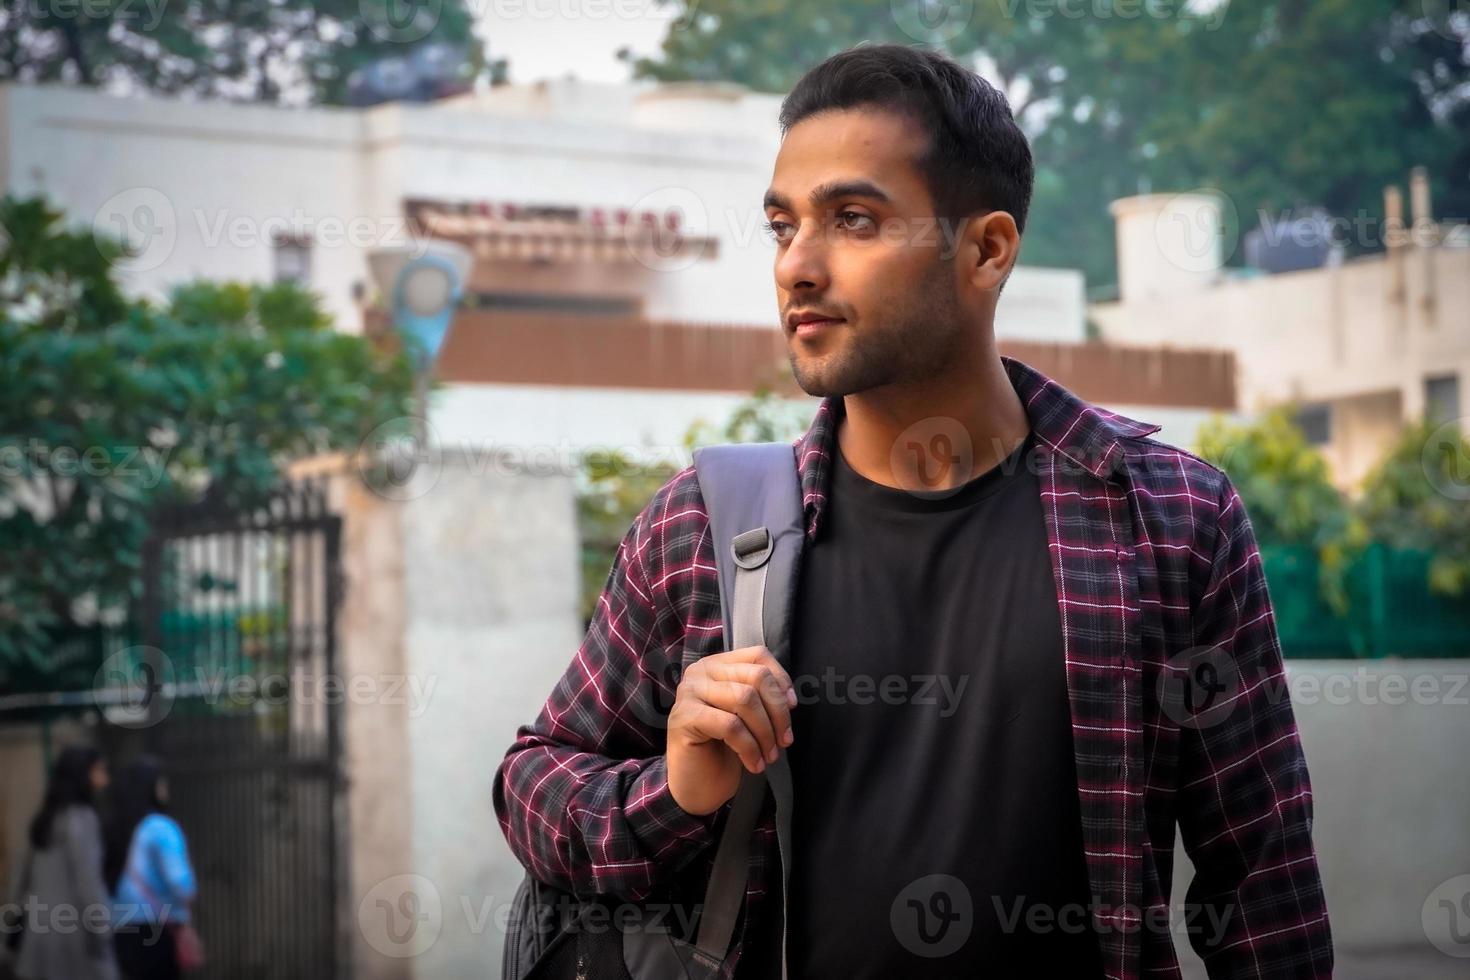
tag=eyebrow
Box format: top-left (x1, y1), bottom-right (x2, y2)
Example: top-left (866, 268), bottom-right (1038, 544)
top-left (762, 179), bottom-right (893, 213)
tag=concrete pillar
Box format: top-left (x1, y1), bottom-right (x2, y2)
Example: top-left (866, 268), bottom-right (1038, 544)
top-left (307, 441), bottom-right (584, 979)
top-left (1109, 193), bottom-right (1226, 304)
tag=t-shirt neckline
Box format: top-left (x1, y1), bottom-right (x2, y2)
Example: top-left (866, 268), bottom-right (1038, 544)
top-left (832, 428), bottom-right (1036, 515)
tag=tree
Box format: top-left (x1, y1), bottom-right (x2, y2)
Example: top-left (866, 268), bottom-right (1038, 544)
top-left (621, 0), bottom-right (1075, 119)
top-left (0, 196), bottom-right (413, 677)
top-left (631, 1), bottom-right (1470, 289)
top-left (575, 448), bottom-right (681, 626)
top-left (1194, 408), bottom-right (1357, 610)
top-left (0, 0), bottom-right (496, 105)
top-left (1357, 419), bottom-right (1470, 597)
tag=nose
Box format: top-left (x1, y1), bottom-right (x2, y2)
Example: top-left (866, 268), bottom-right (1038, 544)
top-left (774, 222), bottom-right (830, 295)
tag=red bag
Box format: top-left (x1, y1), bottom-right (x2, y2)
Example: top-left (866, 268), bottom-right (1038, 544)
top-left (172, 922), bottom-right (206, 971)
top-left (127, 861), bottom-right (205, 971)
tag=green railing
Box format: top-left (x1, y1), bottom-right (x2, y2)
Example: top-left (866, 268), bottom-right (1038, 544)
top-left (1262, 544), bottom-right (1470, 659)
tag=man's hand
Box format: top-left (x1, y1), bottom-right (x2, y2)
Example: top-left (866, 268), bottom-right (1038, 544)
top-left (666, 645), bottom-right (798, 816)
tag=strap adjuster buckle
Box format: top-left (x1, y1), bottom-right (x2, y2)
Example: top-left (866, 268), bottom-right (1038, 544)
top-left (731, 527), bottom-right (773, 569)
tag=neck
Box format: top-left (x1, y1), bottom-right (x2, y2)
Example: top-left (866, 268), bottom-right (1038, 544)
top-left (836, 347), bottom-right (1030, 493)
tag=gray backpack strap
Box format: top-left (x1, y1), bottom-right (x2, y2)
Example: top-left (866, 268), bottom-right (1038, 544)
top-left (686, 442), bottom-right (803, 980)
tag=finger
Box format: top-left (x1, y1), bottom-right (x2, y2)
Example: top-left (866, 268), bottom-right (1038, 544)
top-left (693, 677), bottom-right (782, 764)
top-left (715, 645), bottom-right (796, 698)
top-left (692, 703), bottom-right (766, 773)
top-left (700, 662), bottom-right (793, 742)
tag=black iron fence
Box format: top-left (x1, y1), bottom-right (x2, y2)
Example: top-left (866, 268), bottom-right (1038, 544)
top-left (99, 479), bottom-right (348, 980)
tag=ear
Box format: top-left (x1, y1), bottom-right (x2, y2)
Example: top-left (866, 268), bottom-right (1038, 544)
top-left (955, 211), bottom-right (1021, 293)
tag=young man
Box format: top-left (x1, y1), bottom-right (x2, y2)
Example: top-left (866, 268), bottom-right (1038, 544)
top-left (494, 44), bottom-right (1333, 979)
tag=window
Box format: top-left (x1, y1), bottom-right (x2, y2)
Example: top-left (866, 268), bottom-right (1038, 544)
top-left (273, 235), bottom-right (312, 285)
top-left (1295, 403), bottom-right (1332, 445)
top-left (465, 292), bottom-right (641, 316)
top-left (1425, 374), bottom-right (1461, 427)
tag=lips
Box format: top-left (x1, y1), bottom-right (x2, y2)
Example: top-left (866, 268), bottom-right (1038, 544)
top-left (788, 313), bottom-right (845, 338)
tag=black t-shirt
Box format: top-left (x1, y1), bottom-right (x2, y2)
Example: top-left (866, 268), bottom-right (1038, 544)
top-left (778, 429), bottom-right (1103, 979)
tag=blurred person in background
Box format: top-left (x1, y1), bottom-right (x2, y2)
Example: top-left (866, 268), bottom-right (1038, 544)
top-left (105, 757), bottom-right (199, 980)
top-left (11, 745), bottom-right (117, 980)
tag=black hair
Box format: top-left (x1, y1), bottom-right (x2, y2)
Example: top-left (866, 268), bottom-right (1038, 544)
top-left (103, 754), bottom-right (168, 891)
top-left (29, 744), bottom-right (102, 850)
top-left (778, 43), bottom-right (1035, 233)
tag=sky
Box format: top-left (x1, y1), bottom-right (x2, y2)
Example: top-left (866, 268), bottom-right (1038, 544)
top-left (477, 1), bottom-right (681, 84)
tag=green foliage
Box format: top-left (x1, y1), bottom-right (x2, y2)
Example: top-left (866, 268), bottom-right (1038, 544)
top-left (1357, 420), bottom-right (1470, 597)
top-left (0, 195), bottom-right (413, 674)
top-left (0, 196), bottom-right (131, 331)
top-left (1194, 408), bottom-right (1359, 611)
top-left (682, 384), bottom-right (811, 451)
top-left (1195, 408), bottom-right (1470, 611)
top-left (575, 448), bottom-right (682, 626)
top-left (1195, 408), bottom-right (1353, 546)
top-left (0, 0), bottom-right (498, 105)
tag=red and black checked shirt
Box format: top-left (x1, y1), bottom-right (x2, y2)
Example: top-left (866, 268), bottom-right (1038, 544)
top-left (493, 355), bottom-right (1333, 979)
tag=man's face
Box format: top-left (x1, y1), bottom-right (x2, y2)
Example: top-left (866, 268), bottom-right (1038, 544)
top-left (764, 106), bottom-right (968, 398)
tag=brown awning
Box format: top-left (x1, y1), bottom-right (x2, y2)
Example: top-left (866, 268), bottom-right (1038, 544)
top-left (405, 198), bottom-right (718, 266)
top-left (425, 310), bottom-right (1236, 411)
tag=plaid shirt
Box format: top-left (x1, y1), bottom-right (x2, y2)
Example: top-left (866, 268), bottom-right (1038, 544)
top-left (493, 355), bottom-right (1333, 979)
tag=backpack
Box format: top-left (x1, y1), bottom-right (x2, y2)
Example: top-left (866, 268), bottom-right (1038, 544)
top-left (501, 442), bottom-right (803, 980)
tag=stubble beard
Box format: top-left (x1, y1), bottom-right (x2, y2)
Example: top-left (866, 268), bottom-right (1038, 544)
top-left (788, 258), bottom-right (968, 398)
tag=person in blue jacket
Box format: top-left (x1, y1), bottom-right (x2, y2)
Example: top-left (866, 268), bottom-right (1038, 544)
top-left (104, 757), bottom-right (197, 980)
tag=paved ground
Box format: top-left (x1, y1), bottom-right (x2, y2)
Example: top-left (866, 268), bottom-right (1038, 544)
top-left (1178, 943), bottom-right (1468, 979)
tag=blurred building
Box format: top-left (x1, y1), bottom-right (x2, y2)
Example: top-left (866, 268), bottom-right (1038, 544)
top-left (1, 80), bottom-right (1233, 452)
top-left (1092, 174), bottom-right (1470, 490)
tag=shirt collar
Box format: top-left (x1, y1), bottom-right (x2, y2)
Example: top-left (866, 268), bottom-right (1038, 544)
top-left (793, 355), bottom-right (1162, 540)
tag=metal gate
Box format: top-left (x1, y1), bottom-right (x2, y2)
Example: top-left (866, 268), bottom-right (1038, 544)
top-left (106, 480), bottom-right (347, 980)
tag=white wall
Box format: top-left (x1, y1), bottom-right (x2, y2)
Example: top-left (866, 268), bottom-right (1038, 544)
top-left (327, 451), bottom-right (584, 979)
top-left (386, 97), bottom-right (780, 327)
top-left (1172, 660), bottom-right (1470, 977)
top-left (428, 385), bottom-right (1227, 469)
top-left (997, 266), bottom-right (1087, 342)
top-left (1091, 244), bottom-right (1470, 413)
top-left (399, 454), bottom-right (584, 979)
top-left (430, 384), bottom-right (813, 461)
top-left (1110, 404), bottom-right (1237, 456)
top-left (2, 82), bottom-right (1088, 342)
top-left (0, 84), bottom-right (780, 331)
top-left (1, 85), bottom-right (371, 329)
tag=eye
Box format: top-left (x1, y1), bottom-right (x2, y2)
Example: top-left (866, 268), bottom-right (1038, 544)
top-left (835, 210), bottom-right (875, 232)
top-left (763, 218), bottom-right (795, 245)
